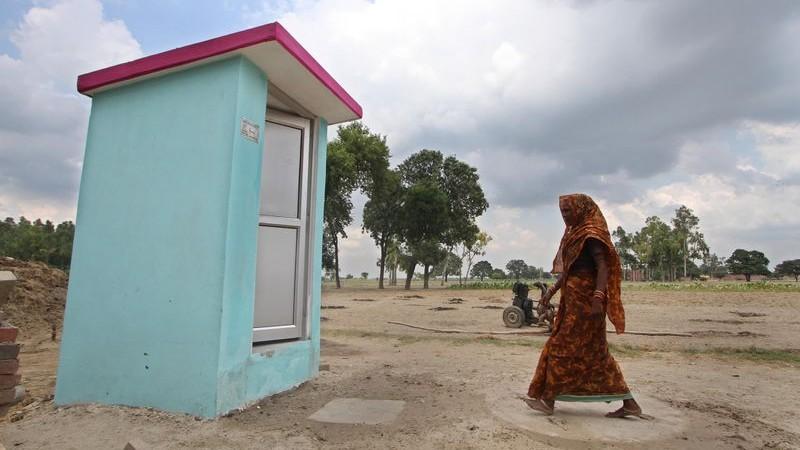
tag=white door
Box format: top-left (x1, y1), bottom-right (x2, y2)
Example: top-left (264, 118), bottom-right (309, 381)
top-left (253, 111), bottom-right (310, 343)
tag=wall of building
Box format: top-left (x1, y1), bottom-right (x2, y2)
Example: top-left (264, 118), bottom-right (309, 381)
top-left (57, 53), bottom-right (328, 417)
top-left (215, 119), bottom-right (327, 415)
top-left (56, 56), bottom-right (268, 417)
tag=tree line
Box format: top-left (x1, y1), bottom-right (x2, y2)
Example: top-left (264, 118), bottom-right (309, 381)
top-left (322, 122), bottom-right (489, 289)
top-left (468, 259), bottom-right (549, 281)
top-left (323, 122), bottom-right (800, 286)
top-left (612, 205), bottom-right (799, 282)
top-left (4, 129), bottom-right (799, 286)
top-left (0, 217), bottom-right (75, 269)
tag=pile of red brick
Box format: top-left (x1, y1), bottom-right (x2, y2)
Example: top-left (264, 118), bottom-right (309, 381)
top-left (0, 324), bottom-right (24, 414)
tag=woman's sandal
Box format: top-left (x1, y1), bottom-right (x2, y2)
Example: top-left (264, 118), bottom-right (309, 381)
top-left (605, 406), bottom-right (654, 420)
top-left (518, 395), bottom-right (554, 415)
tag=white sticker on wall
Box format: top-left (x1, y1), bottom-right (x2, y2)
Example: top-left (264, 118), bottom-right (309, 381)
top-left (241, 118), bottom-right (260, 143)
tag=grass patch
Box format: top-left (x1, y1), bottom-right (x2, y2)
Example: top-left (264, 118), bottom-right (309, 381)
top-left (448, 279), bottom-right (549, 290)
top-left (608, 343), bottom-right (651, 358)
top-left (622, 281), bottom-right (800, 293)
top-left (325, 329), bottom-right (800, 367)
top-left (681, 346), bottom-right (800, 365)
top-left (449, 279), bottom-right (800, 292)
top-left (324, 328), bottom-right (542, 349)
top-left (471, 335), bottom-right (542, 348)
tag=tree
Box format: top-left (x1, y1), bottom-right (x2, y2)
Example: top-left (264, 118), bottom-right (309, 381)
top-left (0, 218), bottom-right (13, 257)
top-left (631, 220), bottom-right (656, 281)
top-left (459, 230), bottom-right (491, 284)
top-left (633, 216), bottom-right (682, 281)
top-left (323, 145), bottom-right (356, 288)
top-left (363, 169), bottom-right (403, 288)
top-left (471, 260), bottom-right (493, 281)
top-left (443, 221), bottom-right (478, 286)
top-left (335, 121), bottom-right (391, 192)
top-left (506, 259), bottom-right (528, 280)
top-left (397, 149), bottom-right (487, 289)
top-left (324, 122), bottom-right (390, 288)
top-left (51, 221), bottom-right (75, 269)
top-left (322, 225), bottom-right (337, 274)
top-left (522, 265), bottom-right (543, 280)
top-left (775, 259), bottom-right (800, 281)
top-left (672, 206), bottom-right (709, 278)
top-left (700, 253), bottom-right (728, 279)
top-left (433, 250), bottom-right (462, 278)
top-left (726, 249), bottom-right (770, 282)
top-left (612, 226), bottom-right (639, 280)
top-left (397, 181), bottom-right (449, 289)
top-left (410, 239), bottom-right (447, 289)
top-left (439, 156), bottom-right (488, 283)
top-left (622, 208), bottom-right (713, 281)
top-left (398, 149), bottom-right (445, 186)
top-left (0, 216), bottom-right (75, 270)
top-left (397, 249), bottom-right (417, 288)
top-left (360, 272), bottom-right (369, 280)
top-left (385, 240), bottom-right (401, 286)
top-left (490, 268), bottom-right (507, 279)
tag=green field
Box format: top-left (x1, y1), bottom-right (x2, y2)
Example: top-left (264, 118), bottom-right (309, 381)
top-left (451, 279), bottom-right (800, 292)
top-left (324, 278), bottom-right (800, 292)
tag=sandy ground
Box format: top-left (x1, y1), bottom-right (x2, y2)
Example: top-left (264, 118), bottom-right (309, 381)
top-left (1, 285), bottom-right (799, 449)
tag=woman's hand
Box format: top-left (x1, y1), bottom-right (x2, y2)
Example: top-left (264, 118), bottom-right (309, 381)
top-left (590, 290), bottom-right (605, 316)
top-left (541, 276), bottom-right (562, 306)
top-left (541, 285), bottom-right (557, 305)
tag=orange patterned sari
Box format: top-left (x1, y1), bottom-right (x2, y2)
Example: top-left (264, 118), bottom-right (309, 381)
top-left (528, 194), bottom-right (631, 403)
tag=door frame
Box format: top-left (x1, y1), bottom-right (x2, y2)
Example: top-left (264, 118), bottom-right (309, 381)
top-left (252, 109), bottom-right (316, 343)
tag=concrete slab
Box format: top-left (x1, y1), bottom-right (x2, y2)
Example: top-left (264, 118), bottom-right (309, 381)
top-left (308, 398), bottom-right (405, 425)
top-left (0, 271), bottom-right (17, 308)
top-left (0, 272), bottom-right (16, 282)
top-left (485, 387), bottom-right (686, 446)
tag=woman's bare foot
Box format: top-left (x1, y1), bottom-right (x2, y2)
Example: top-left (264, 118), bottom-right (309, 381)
top-left (606, 398), bottom-right (643, 418)
top-left (522, 397), bottom-right (555, 415)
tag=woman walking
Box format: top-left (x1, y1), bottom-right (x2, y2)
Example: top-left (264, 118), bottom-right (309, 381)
top-left (523, 193), bottom-right (643, 418)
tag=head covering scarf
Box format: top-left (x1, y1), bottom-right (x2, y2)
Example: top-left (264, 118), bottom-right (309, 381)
top-left (552, 194), bottom-right (625, 334)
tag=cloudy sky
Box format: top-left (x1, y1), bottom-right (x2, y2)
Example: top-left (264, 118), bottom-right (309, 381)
top-left (1, 0), bottom-right (799, 275)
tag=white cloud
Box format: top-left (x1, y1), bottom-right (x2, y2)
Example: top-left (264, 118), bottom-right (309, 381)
top-left (477, 205), bottom-right (562, 271)
top-left (11, 0), bottom-right (141, 85)
top-left (745, 121), bottom-right (800, 178)
top-left (245, 0), bottom-right (800, 274)
top-left (584, 116), bottom-right (800, 267)
top-left (2, 0), bottom-right (799, 275)
top-left (605, 145), bottom-right (800, 266)
top-left (485, 42), bottom-right (524, 90)
top-left (0, 0), bottom-right (142, 223)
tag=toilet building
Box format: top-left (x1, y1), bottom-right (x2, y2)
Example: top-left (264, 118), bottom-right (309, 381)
top-left (54, 22), bottom-right (362, 417)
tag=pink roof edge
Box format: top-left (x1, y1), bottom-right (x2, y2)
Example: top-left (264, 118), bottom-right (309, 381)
top-left (76, 22), bottom-right (363, 119)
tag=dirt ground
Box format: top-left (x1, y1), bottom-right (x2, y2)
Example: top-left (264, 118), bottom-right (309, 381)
top-left (0, 257), bottom-right (66, 335)
top-left (1, 284), bottom-right (799, 449)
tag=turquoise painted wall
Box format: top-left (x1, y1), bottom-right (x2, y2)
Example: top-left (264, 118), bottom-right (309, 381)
top-left (57, 53), bottom-right (328, 417)
top-left (242, 119), bottom-right (327, 406)
top-left (216, 119), bottom-right (326, 414)
top-left (213, 57), bottom-right (270, 413)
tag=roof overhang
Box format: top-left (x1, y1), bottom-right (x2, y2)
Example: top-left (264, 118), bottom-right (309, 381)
top-left (77, 22), bottom-right (362, 124)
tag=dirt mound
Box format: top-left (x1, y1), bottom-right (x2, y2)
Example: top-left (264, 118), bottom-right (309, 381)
top-left (0, 257), bottom-right (67, 336)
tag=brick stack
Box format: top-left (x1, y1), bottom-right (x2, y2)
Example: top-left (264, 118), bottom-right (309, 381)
top-left (0, 324), bottom-right (23, 413)
top-left (0, 271), bottom-right (24, 415)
